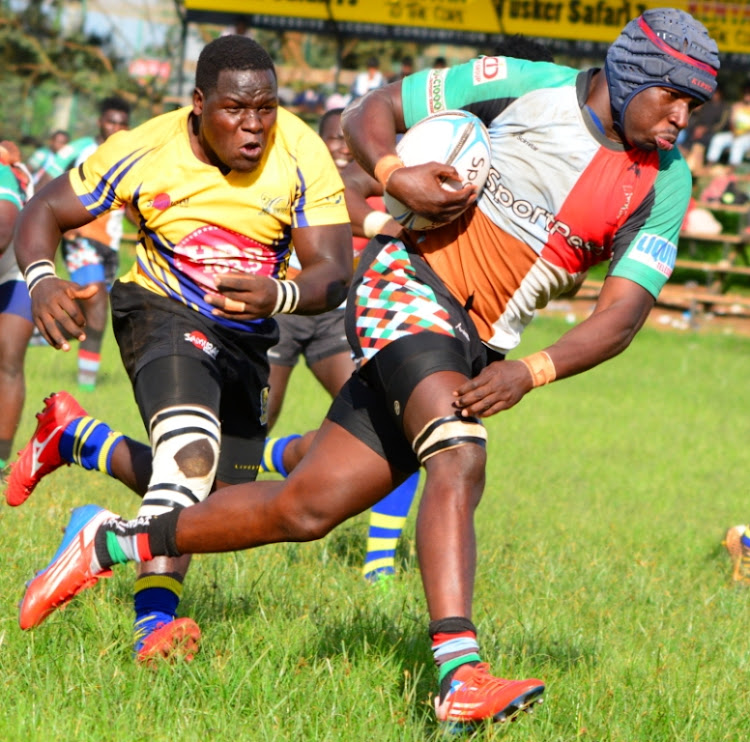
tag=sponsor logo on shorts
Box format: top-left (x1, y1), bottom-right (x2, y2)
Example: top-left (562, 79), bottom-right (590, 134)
top-left (259, 386), bottom-right (269, 426)
top-left (473, 57), bottom-right (508, 85)
top-left (427, 69), bottom-right (448, 113)
top-left (629, 233), bottom-right (676, 277)
top-left (454, 322), bottom-right (470, 342)
top-left (184, 330), bottom-right (219, 358)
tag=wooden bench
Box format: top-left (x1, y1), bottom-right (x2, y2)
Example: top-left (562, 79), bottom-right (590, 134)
top-left (673, 257), bottom-right (750, 293)
top-left (681, 200), bottom-right (750, 249)
top-left (575, 280), bottom-right (750, 320)
top-left (657, 286), bottom-right (750, 319)
top-left (677, 198), bottom-right (750, 291)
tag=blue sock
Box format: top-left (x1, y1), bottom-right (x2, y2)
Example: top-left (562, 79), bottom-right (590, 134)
top-left (133, 574), bottom-right (183, 623)
top-left (260, 434), bottom-right (301, 477)
top-left (59, 417), bottom-right (124, 475)
top-left (363, 471), bottom-right (419, 580)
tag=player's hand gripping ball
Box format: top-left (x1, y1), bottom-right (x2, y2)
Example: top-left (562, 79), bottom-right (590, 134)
top-left (383, 110), bottom-right (491, 230)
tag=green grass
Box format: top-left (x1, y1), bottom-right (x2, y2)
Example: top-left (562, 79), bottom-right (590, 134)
top-left (2, 316), bottom-right (750, 740)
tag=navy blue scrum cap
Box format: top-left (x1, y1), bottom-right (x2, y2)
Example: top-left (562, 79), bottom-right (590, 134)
top-left (605, 8), bottom-right (720, 131)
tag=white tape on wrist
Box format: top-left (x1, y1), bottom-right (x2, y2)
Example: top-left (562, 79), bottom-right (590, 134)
top-left (270, 279), bottom-right (300, 316)
top-left (24, 259), bottom-right (57, 295)
top-left (362, 210), bottom-right (393, 239)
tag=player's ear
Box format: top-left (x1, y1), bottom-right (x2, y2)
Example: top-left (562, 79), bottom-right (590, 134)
top-left (192, 87), bottom-right (205, 116)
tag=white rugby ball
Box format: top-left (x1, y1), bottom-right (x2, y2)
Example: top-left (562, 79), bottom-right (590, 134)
top-left (383, 109), bottom-right (491, 231)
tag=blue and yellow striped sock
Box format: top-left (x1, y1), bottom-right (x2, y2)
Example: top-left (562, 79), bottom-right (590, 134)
top-left (59, 417), bottom-right (124, 475)
top-left (134, 573), bottom-right (183, 621)
top-left (363, 471), bottom-right (420, 581)
top-left (260, 434), bottom-right (301, 477)
top-left (133, 573), bottom-right (184, 652)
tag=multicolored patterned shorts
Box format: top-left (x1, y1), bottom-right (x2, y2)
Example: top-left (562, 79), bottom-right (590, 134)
top-left (348, 237), bottom-right (458, 364)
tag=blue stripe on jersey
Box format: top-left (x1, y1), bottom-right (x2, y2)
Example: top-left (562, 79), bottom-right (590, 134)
top-left (136, 225), bottom-right (178, 295)
top-left (79, 149), bottom-right (151, 217)
top-left (293, 164), bottom-right (309, 227)
top-left (131, 183), bottom-right (143, 224)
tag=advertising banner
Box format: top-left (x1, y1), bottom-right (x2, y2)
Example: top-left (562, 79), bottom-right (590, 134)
top-left (184, 0), bottom-right (750, 55)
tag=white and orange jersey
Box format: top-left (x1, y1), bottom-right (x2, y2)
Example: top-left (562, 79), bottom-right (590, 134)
top-left (401, 57), bottom-right (690, 352)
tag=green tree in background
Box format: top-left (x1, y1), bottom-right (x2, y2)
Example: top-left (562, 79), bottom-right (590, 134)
top-left (0, 1), bottom-right (180, 147)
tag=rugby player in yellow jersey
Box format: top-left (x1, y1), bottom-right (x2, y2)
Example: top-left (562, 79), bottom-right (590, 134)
top-left (11, 34), bottom-right (352, 664)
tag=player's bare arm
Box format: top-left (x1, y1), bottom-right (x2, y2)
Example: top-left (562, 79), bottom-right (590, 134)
top-left (14, 175), bottom-right (99, 350)
top-left (342, 84), bottom-right (475, 221)
top-left (454, 277), bottom-right (655, 418)
top-left (207, 222), bottom-right (352, 319)
top-left (340, 161), bottom-right (401, 240)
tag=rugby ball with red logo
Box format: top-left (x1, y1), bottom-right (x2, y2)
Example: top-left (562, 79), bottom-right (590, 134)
top-left (383, 109), bottom-right (491, 231)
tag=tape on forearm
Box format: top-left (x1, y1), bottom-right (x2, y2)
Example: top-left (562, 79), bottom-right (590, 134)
top-left (520, 351), bottom-right (557, 387)
top-left (270, 279), bottom-right (300, 316)
top-left (362, 210), bottom-right (393, 238)
top-left (24, 259), bottom-right (57, 295)
top-left (374, 154), bottom-right (404, 189)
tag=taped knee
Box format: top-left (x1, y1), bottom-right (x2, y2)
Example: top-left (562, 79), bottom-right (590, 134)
top-left (139, 405), bottom-right (221, 516)
top-left (412, 415), bottom-right (487, 466)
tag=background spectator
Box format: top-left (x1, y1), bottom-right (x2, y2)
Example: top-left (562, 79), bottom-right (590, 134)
top-left (388, 55), bottom-right (415, 83)
top-left (680, 83), bottom-right (731, 173)
top-left (705, 81), bottom-right (750, 168)
top-left (351, 55), bottom-right (385, 99)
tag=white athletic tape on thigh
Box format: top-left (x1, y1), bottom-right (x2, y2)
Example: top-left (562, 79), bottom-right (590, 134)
top-left (412, 415), bottom-right (487, 465)
top-left (139, 405), bottom-right (221, 516)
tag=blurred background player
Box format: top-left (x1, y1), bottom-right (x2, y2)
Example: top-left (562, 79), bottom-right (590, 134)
top-left (704, 81), bottom-right (750, 168)
top-left (723, 525), bottom-right (750, 585)
top-left (0, 141), bottom-right (34, 482)
top-left (678, 82), bottom-right (730, 173)
top-left (27, 129), bottom-right (70, 185)
top-left (264, 107), bottom-right (419, 582)
top-left (350, 55), bottom-right (385, 99)
top-left (388, 55), bottom-right (415, 83)
top-left (36, 96), bottom-right (131, 390)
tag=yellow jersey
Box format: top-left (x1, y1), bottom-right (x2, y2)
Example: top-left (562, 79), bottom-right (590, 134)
top-left (69, 106), bottom-right (348, 328)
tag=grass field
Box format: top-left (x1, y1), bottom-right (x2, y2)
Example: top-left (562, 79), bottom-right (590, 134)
top-left (2, 315), bottom-right (750, 741)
